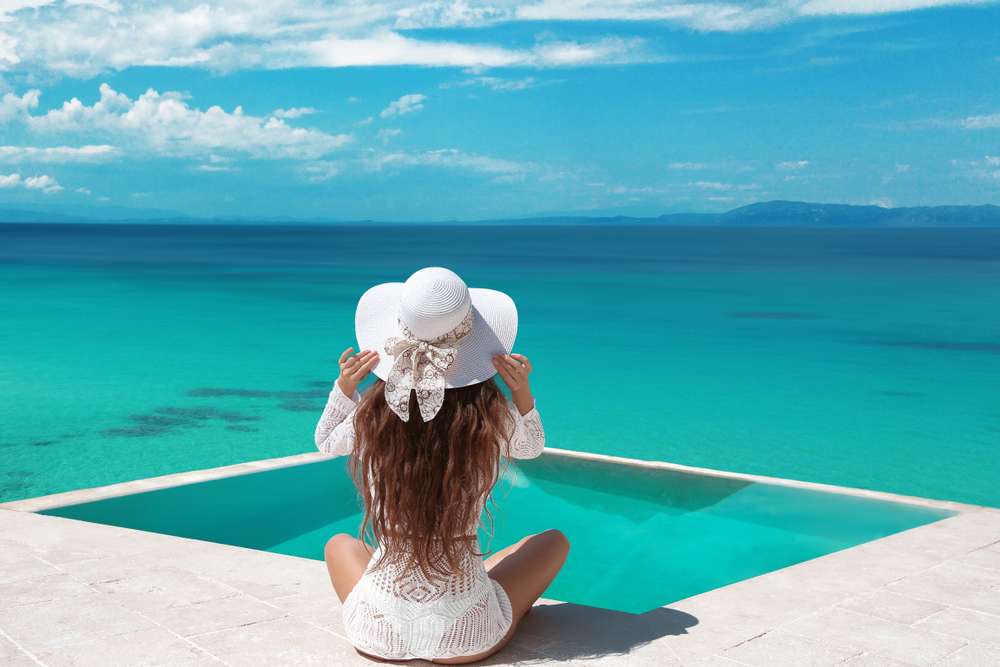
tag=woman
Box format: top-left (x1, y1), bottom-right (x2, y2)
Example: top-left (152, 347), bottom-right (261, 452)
top-left (315, 267), bottom-right (570, 664)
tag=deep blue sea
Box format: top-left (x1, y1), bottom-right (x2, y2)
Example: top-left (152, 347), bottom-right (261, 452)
top-left (2, 224), bottom-right (998, 507)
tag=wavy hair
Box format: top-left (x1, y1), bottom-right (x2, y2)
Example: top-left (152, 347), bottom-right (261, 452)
top-left (349, 378), bottom-right (514, 579)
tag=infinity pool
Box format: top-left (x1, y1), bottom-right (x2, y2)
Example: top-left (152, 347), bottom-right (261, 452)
top-left (40, 452), bottom-right (956, 613)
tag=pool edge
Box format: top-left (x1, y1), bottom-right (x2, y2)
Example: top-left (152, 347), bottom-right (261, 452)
top-left (2, 446), bottom-right (979, 514)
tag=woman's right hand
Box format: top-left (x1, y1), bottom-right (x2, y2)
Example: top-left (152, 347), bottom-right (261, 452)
top-left (494, 352), bottom-right (534, 415)
top-left (337, 347), bottom-right (379, 398)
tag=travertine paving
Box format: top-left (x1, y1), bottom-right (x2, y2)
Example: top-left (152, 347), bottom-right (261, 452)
top-left (2, 505), bottom-right (999, 666)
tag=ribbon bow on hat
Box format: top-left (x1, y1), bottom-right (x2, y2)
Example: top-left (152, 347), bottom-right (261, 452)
top-left (383, 306), bottom-right (475, 422)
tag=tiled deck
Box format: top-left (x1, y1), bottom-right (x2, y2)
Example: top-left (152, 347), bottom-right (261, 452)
top-left (2, 459), bottom-right (999, 667)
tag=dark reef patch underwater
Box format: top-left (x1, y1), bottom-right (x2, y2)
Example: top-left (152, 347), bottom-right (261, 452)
top-left (1, 224), bottom-right (998, 507)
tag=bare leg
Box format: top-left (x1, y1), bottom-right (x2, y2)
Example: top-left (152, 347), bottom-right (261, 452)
top-left (432, 529), bottom-right (570, 665)
top-left (324, 533), bottom-right (375, 604)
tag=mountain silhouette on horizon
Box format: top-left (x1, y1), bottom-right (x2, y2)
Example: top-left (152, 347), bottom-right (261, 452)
top-left (1, 200), bottom-right (999, 227)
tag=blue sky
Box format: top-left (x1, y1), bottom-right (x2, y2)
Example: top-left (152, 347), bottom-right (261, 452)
top-left (0, 0), bottom-right (998, 221)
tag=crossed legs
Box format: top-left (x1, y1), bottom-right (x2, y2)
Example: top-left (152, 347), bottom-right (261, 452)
top-left (323, 530), bottom-right (570, 664)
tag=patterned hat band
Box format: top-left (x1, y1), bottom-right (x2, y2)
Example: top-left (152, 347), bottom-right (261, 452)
top-left (383, 305), bottom-right (475, 422)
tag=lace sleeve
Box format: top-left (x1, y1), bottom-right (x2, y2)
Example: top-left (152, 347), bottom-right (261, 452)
top-left (506, 401), bottom-right (545, 459)
top-left (315, 384), bottom-right (361, 457)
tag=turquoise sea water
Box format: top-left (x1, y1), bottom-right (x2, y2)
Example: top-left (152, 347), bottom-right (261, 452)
top-left (2, 225), bottom-right (999, 507)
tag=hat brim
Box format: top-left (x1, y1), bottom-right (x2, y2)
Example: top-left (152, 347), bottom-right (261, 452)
top-left (355, 283), bottom-right (517, 389)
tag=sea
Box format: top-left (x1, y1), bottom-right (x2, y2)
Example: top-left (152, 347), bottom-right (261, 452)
top-left (2, 224), bottom-right (998, 508)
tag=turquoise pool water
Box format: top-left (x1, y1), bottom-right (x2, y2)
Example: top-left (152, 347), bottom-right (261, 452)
top-left (2, 225), bottom-right (999, 508)
top-left (40, 454), bottom-right (956, 613)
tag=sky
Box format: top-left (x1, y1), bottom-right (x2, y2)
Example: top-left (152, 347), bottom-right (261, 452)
top-left (0, 0), bottom-right (998, 221)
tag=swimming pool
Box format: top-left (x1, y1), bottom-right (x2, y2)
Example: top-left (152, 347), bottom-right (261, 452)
top-left (39, 450), bottom-right (957, 614)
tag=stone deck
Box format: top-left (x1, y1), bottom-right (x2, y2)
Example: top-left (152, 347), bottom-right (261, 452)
top-left (2, 502), bottom-right (999, 666)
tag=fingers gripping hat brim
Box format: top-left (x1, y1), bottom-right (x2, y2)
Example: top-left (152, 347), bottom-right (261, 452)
top-left (355, 284), bottom-right (518, 389)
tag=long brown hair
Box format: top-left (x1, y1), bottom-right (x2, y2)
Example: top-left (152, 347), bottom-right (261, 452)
top-left (350, 378), bottom-right (514, 579)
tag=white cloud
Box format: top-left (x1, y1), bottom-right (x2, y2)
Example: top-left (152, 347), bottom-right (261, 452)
top-left (959, 113), bottom-right (1000, 129)
top-left (380, 94), bottom-right (426, 118)
top-left (377, 128), bottom-right (403, 143)
top-left (1, 0), bottom-right (997, 84)
top-left (896, 163), bottom-right (910, 172)
top-left (0, 3), bottom-right (659, 78)
top-left (364, 148), bottom-right (535, 175)
top-left (356, 116), bottom-right (374, 125)
top-left (691, 181), bottom-right (733, 190)
top-left (870, 197), bottom-right (893, 208)
top-left (671, 162), bottom-right (710, 170)
top-left (272, 107), bottom-right (317, 119)
top-left (0, 144), bottom-right (117, 162)
top-left (195, 164), bottom-right (235, 171)
top-left (987, 156), bottom-right (1000, 166)
top-left (75, 187), bottom-right (91, 194)
top-left (8, 84), bottom-right (353, 160)
top-left (0, 172), bottom-right (62, 193)
top-left (441, 76), bottom-right (541, 91)
top-left (297, 161), bottom-right (341, 183)
top-left (777, 160), bottom-right (810, 170)
top-left (798, 0), bottom-right (995, 17)
top-left (0, 90), bottom-right (40, 122)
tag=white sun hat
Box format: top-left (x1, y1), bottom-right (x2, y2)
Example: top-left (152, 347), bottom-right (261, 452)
top-left (355, 267), bottom-right (517, 421)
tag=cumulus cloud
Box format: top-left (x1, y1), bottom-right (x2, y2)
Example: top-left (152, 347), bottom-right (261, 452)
top-left (0, 144), bottom-right (117, 162)
top-left (272, 107), bottom-right (317, 119)
top-left (777, 160), bottom-right (810, 170)
top-left (0, 90), bottom-right (40, 122)
top-left (0, 172), bottom-right (63, 193)
top-left (5, 84), bottom-right (353, 160)
top-left (75, 187), bottom-right (91, 194)
top-left (377, 128), bottom-right (403, 143)
top-left (380, 94), bottom-right (426, 118)
top-left (959, 113), bottom-right (1000, 129)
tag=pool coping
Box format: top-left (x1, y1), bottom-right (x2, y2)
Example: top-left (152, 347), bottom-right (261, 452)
top-left (1, 446), bottom-right (979, 514)
top-left (2, 455), bottom-right (999, 666)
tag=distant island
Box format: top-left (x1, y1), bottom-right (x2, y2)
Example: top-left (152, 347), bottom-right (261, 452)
top-left (2, 200), bottom-right (1000, 227)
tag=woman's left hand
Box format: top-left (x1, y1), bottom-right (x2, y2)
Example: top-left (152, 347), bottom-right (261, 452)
top-left (337, 347), bottom-right (379, 397)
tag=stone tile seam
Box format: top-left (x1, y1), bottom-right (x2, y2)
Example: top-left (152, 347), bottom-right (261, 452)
top-left (833, 592), bottom-right (955, 624)
top-left (834, 652), bottom-right (918, 667)
top-left (41, 555), bottom-right (238, 667)
top-left (183, 614), bottom-right (293, 640)
top-left (774, 606), bottom-right (959, 649)
top-left (926, 644), bottom-right (983, 667)
top-left (700, 655), bottom-right (751, 667)
top-left (251, 593), bottom-right (350, 634)
top-left (738, 628), bottom-right (867, 662)
top-left (916, 604), bottom-right (1000, 626)
top-left (321, 623), bottom-right (349, 641)
top-left (0, 627), bottom-right (46, 667)
top-left (524, 637), bottom-right (657, 665)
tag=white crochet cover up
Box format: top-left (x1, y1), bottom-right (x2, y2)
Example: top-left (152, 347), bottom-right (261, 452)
top-left (314, 384), bottom-right (546, 661)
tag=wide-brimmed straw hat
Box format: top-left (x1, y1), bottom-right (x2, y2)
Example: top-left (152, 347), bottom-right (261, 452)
top-left (355, 267), bottom-right (517, 420)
